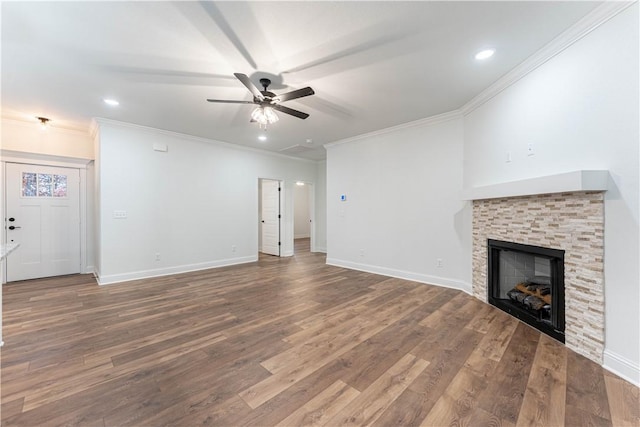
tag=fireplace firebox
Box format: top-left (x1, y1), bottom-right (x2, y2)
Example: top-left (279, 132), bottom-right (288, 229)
top-left (487, 239), bottom-right (565, 342)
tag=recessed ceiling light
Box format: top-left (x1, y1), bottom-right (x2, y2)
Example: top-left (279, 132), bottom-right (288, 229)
top-left (305, 138), bottom-right (313, 144)
top-left (475, 49), bottom-right (495, 60)
top-left (296, 181), bottom-right (305, 186)
top-left (258, 135), bottom-right (267, 141)
top-left (103, 98), bottom-right (119, 106)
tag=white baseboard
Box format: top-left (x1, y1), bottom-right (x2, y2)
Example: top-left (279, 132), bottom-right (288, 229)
top-left (84, 265), bottom-right (95, 275)
top-left (603, 349), bottom-right (640, 387)
top-left (326, 258), bottom-right (471, 294)
top-left (312, 246), bottom-right (327, 253)
top-left (294, 234), bottom-right (310, 239)
top-left (95, 255), bottom-right (258, 285)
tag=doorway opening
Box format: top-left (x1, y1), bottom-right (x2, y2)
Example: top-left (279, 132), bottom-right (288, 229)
top-left (293, 181), bottom-right (314, 254)
top-left (258, 179), bottom-right (281, 257)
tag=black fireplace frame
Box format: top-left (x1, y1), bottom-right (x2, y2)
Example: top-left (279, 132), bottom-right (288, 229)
top-left (487, 239), bottom-right (565, 342)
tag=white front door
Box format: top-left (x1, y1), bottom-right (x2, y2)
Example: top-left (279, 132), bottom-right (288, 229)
top-left (260, 179), bottom-right (280, 256)
top-left (5, 163), bottom-right (81, 281)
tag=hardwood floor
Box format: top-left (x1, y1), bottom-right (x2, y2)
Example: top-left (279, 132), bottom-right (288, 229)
top-left (1, 238), bottom-right (638, 426)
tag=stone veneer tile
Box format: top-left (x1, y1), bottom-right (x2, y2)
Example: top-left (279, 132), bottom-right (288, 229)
top-left (472, 191), bottom-right (605, 364)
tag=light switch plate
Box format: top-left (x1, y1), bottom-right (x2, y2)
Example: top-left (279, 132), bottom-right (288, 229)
top-left (113, 210), bottom-right (127, 219)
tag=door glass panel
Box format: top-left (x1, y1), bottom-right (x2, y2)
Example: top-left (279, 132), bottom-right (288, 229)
top-left (53, 174), bottom-right (67, 197)
top-left (37, 173), bottom-right (53, 197)
top-left (21, 172), bottom-right (67, 198)
top-left (22, 172), bottom-right (37, 197)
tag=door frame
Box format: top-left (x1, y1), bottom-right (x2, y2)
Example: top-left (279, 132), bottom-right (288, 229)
top-left (1, 150), bottom-right (92, 283)
top-left (293, 181), bottom-right (316, 253)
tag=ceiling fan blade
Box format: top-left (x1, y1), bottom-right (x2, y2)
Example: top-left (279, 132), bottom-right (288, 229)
top-left (272, 104), bottom-right (310, 120)
top-left (207, 99), bottom-right (255, 104)
top-left (234, 73), bottom-right (264, 101)
top-left (273, 87), bottom-right (315, 103)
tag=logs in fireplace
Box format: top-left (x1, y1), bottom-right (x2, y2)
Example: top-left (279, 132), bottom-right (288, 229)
top-left (488, 239), bottom-right (565, 342)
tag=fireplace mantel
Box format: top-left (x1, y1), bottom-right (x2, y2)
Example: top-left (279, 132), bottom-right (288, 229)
top-left (461, 170), bottom-right (608, 201)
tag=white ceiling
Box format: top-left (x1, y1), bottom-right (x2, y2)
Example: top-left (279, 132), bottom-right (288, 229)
top-left (2, 1), bottom-right (601, 160)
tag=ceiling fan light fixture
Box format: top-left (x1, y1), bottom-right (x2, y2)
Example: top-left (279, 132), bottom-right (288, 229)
top-left (264, 107), bottom-right (279, 123)
top-left (208, 73), bottom-right (313, 124)
top-left (251, 106), bottom-right (279, 126)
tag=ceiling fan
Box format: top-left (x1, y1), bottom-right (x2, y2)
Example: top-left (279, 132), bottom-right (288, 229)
top-left (207, 73), bottom-right (315, 125)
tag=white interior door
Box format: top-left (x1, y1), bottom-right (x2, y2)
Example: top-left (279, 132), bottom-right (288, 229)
top-left (5, 163), bottom-right (81, 281)
top-left (260, 179), bottom-right (280, 256)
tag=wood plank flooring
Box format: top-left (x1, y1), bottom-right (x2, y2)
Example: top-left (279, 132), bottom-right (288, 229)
top-left (1, 239), bottom-right (638, 426)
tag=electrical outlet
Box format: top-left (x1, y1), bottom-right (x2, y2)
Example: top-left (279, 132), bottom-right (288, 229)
top-left (506, 151), bottom-right (512, 163)
top-left (231, 245), bottom-right (237, 253)
top-left (436, 258), bottom-right (443, 268)
top-left (527, 143), bottom-right (535, 156)
top-left (113, 210), bottom-right (127, 219)
top-left (359, 249), bottom-right (365, 257)
top-left (155, 253), bottom-right (161, 261)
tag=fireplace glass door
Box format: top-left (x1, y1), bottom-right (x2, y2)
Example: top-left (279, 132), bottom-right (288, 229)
top-left (488, 239), bottom-right (565, 342)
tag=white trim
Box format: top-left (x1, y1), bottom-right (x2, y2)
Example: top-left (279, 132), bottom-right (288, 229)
top-left (1, 150), bottom-right (91, 168)
top-left (95, 255), bottom-right (258, 285)
top-left (79, 168), bottom-right (88, 275)
top-left (461, 1), bottom-right (635, 115)
top-left (603, 349), bottom-right (640, 387)
top-left (460, 170), bottom-right (609, 200)
top-left (294, 234), bottom-right (310, 239)
top-left (94, 118), bottom-right (319, 164)
top-left (313, 246), bottom-right (327, 254)
top-left (89, 118), bottom-right (100, 140)
top-left (324, 110), bottom-right (463, 149)
top-left (326, 257), bottom-right (472, 294)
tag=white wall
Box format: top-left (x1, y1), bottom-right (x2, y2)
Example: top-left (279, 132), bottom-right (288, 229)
top-left (463, 5), bottom-right (639, 383)
top-left (294, 184), bottom-right (310, 239)
top-left (314, 160), bottom-right (327, 252)
top-left (94, 120), bottom-right (321, 283)
top-left (326, 116), bottom-right (471, 291)
top-left (2, 119), bottom-right (94, 160)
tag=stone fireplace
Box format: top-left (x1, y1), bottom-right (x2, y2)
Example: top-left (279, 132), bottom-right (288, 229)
top-left (466, 172), bottom-right (607, 365)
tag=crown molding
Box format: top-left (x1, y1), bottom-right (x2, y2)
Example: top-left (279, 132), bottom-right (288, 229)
top-left (89, 118), bottom-right (100, 140)
top-left (461, 1), bottom-right (637, 116)
top-left (324, 109), bottom-right (463, 150)
top-left (93, 117), bottom-right (319, 164)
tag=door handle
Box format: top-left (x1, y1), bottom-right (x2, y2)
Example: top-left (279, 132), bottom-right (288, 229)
top-left (8, 225), bottom-right (21, 230)
top-left (261, 220), bottom-right (265, 223)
